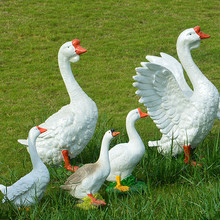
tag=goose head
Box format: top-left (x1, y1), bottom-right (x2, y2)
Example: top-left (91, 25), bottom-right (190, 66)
top-left (97, 129), bottom-right (120, 163)
top-left (58, 39), bottom-right (87, 63)
top-left (127, 108), bottom-right (149, 122)
top-left (177, 26), bottom-right (210, 51)
top-left (28, 126), bottom-right (47, 142)
top-left (104, 129), bottom-right (120, 141)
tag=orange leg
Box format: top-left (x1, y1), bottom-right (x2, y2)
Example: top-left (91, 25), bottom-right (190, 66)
top-left (62, 150), bottom-right (80, 172)
top-left (114, 176), bottom-right (130, 192)
top-left (87, 193), bottom-right (106, 206)
top-left (183, 145), bottom-right (201, 167)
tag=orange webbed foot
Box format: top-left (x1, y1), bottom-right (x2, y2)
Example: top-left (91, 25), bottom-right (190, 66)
top-left (74, 166), bottom-right (80, 172)
top-left (64, 164), bottom-right (74, 172)
top-left (87, 193), bottom-right (106, 206)
top-left (190, 160), bottom-right (202, 167)
top-left (114, 185), bottom-right (130, 192)
top-left (91, 199), bottom-right (106, 206)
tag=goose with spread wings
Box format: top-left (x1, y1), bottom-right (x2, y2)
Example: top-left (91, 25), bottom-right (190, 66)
top-left (133, 26), bottom-right (219, 165)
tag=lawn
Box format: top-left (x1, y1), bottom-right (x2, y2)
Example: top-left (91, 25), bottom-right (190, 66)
top-left (0, 0), bottom-right (220, 219)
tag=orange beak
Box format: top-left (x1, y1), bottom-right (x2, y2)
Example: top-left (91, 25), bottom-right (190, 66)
top-left (194, 26), bottom-right (210, 39)
top-left (138, 108), bottom-right (149, 118)
top-left (112, 131), bottom-right (120, 137)
top-left (72, 39), bottom-right (87, 55)
top-left (36, 126), bottom-right (47, 133)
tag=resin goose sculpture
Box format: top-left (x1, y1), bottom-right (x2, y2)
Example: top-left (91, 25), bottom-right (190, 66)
top-left (18, 39), bottom-right (98, 172)
top-left (60, 129), bottom-right (120, 206)
top-left (106, 108), bottom-right (148, 192)
top-left (133, 26), bottom-right (219, 165)
top-left (0, 126), bottom-right (50, 207)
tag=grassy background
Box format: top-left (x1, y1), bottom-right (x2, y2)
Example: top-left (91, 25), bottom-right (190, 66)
top-left (0, 0), bottom-right (220, 219)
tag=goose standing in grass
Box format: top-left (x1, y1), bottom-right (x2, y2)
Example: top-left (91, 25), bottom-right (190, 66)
top-left (106, 108), bottom-right (148, 192)
top-left (133, 26), bottom-right (219, 165)
top-left (18, 39), bottom-right (98, 172)
top-left (61, 129), bottom-right (120, 206)
top-left (0, 126), bottom-right (50, 207)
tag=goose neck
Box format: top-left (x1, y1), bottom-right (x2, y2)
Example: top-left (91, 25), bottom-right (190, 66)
top-left (28, 136), bottom-right (44, 169)
top-left (97, 137), bottom-right (111, 165)
top-left (177, 43), bottom-right (208, 91)
top-left (58, 54), bottom-right (86, 103)
top-left (126, 117), bottom-right (140, 142)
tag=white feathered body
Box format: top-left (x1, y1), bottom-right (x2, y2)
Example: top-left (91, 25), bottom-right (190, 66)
top-left (0, 165), bottom-right (49, 206)
top-left (35, 98), bottom-right (98, 165)
top-left (134, 63), bottom-right (219, 156)
top-left (149, 67), bottom-right (218, 155)
top-left (107, 140), bottom-right (145, 181)
top-left (68, 162), bottom-right (110, 199)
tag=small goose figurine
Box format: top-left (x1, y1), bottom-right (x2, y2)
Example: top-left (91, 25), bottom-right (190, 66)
top-left (60, 129), bottom-right (120, 205)
top-left (0, 126), bottom-right (50, 207)
top-left (106, 108), bottom-right (148, 192)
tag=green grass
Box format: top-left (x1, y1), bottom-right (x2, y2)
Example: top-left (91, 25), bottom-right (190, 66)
top-left (0, 120), bottom-right (219, 219)
top-left (0, 0), bottom-right (220, 219)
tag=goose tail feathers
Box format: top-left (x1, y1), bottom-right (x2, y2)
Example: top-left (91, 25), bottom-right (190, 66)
top-left (60, 185), bottom-right (71, 191)
top-left (148, 140), bottom-right (160, 147)
top-left (0, 184), bottom-right (6, 194)
top-left (17, 139), bottom-right (28, 146)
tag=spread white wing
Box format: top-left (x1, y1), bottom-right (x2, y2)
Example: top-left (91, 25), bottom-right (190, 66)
top-left (146, 52), bottom-right (193, 98)
top-left (143, 53), bottom-right (220, 120)
top-left (133, 63), bottom-right (194, 139)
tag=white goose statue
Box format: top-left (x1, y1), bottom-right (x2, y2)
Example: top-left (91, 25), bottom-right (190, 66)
top-left (106, 108), bottom-right (148, 191)
top-left (0, 126), bottom-right (50, 207)
top-left (60, 129), bottom-right (120, 206)
top-left (133, 26), bottom-right (219, 165)
top-left (18, 39), bottom-right (98, 172)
